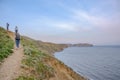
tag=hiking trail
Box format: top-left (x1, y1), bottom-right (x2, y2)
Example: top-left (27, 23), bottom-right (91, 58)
top-left (0, 31), bottom-right (24, 80)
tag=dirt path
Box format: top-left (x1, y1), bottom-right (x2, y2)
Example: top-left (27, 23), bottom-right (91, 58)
top-left (0, 31), bottom-right (24, 80)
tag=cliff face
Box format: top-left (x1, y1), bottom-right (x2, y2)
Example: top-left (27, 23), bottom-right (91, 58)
top-left (46, 56), bottom-right (86, 80)
top-left (18, 36), bottom-right (86, 80)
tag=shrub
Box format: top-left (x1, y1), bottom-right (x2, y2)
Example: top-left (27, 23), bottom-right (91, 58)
top-left (0, 27), bottom-right (14, 61)
top-left (16, 76), bottom-right (35, 80)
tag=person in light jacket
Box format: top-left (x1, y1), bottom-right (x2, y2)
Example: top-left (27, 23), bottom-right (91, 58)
top-left (15, 26), bottom-right (18, 33)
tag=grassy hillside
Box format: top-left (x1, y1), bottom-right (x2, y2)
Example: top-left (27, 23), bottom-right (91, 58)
top-left (36, 41), bottom-right (68, 54)
top-left (0, 27), bottom-right (86, 80)
top-left (22, 36), bottom-right (68, 54)
top-left (0, 26), bottom-right (86, 80)
top-left (0, 27), bottom-right (14, 61)
top-left (16, 36), bottom-right (86, 80)
top-left (16, 36), bottom-right (55, 80)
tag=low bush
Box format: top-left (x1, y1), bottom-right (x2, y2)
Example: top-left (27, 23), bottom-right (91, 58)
top-left (0, 27), bottom-right (14, 61)
top-left (16, 76), bottom-right (35, 80)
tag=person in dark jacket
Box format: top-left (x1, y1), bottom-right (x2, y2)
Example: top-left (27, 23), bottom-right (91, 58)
top-left (6, 23), bottom-right (9, 31)
top-left (15, 32), bottom-right (20, 48)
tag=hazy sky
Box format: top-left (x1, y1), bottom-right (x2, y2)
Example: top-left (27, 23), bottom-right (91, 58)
top-left (0, 0), bottom-right (120, 45)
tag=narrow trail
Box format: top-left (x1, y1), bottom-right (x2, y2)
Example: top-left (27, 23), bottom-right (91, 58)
top-left (0, 31), bottom-right (24, 80)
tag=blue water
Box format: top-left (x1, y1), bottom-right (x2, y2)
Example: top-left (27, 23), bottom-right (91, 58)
top-left (54, 46), bottom-right (120, 80)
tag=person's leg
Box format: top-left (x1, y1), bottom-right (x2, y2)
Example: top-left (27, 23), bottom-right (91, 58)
top-left (16, 40), bottom-right (19, 48)
top-left (7, 26), bottom-right (9, 30)
top-left (15, 30), bottom-right (18, 33)
top-left (16, 40), bottom-right (18, 48)
top-left (17, 40), bottom-right (20, 48)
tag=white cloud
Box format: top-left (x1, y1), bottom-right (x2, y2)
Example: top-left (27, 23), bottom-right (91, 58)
top-left (73, 10), bottom-right (108, 28)
top-left (53, 22), bottom-right (78, 31)
top-left (72, 9), bottom-right (120, 30)
top-left (25, 16), bottom-right (79, 32)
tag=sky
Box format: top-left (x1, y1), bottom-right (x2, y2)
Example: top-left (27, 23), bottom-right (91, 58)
top-left (0, 0), bottom-right (120, 45)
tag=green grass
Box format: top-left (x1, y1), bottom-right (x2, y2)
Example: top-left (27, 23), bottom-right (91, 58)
top-left (0, 27), bottom-right (14, 61)
top-left (16, 76), bottom-right (35, 80)
top-left (16, 36), bottom-right (54, 80)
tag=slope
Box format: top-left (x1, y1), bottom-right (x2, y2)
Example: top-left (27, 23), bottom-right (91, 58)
top-left (0, 28), bottom-right (24, 80)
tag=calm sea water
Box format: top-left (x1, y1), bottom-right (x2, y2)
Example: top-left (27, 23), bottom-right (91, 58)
top-left (54, 46), bottom-right (120, 80)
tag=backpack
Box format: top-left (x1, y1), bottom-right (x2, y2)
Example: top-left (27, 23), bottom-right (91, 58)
top-left (15, 33), bottom-right (20, 40)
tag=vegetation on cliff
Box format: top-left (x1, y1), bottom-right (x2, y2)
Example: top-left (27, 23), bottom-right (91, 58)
top-left (36, 41), bottom-right (68, 54)
top-left (16, 36), bottom-right (86, 80)
top-left (0, 27), bottom-right (14, 61)
top-left (16, 36), bottom-right (55, 80)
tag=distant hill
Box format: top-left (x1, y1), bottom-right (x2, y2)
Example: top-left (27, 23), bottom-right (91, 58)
top-left (22, 36), bottom-right (68, 54)
top-left (68, 43), bottom-right (93, 47)
top-left (22, 36), bottom-right (93, 55)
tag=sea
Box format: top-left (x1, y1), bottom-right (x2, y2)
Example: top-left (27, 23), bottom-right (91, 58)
top-left (54, 46), bottom-right (120, 80)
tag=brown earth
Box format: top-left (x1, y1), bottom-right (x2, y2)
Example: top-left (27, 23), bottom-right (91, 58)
top-left (47, 57), bottom-right (86, 80)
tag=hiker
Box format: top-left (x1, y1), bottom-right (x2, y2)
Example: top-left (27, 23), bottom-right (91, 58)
top-left (15, 26), bottom-right (18, 33)
top-left (15, 31), bottom-right (20, 48)
top-left (6, 23), bottom-right (9, 30)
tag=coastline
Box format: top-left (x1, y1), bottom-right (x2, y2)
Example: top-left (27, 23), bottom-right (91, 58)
top-left (21, 36), bottom-right (88, 80)
top-left (46, 55), bottom-right (87, 80)
top-left (54, 46), bottom-right (120, 80)
top-left (53, 48), bottom-right (89, 80)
